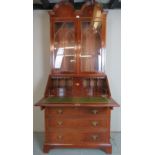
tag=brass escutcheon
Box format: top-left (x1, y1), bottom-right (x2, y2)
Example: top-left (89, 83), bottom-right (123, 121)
top-left (91, 135), bottom-right (98, 140)
top-left (57, 109), bottom-right (63, 114)
top-left (92, 109), bottom-right (98, 114)
top-left (57, 135), bottom-right (62, 140)
top-left (91, 121), bottom-right (99, 126)
top-left (57, 121), bottom-right (63, 126)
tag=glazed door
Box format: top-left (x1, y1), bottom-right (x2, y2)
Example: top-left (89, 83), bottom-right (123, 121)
top-left (79, 20), bottom-right (106, 73)
top-left (51, 21), bottom-right (77, 74)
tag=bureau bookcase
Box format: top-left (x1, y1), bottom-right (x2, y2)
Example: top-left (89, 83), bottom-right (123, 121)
top-left (35, 1), bottom-right (119, 154)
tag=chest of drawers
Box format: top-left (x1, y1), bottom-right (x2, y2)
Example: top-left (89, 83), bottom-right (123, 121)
top-left (41, 106), bottom-right (114, 154)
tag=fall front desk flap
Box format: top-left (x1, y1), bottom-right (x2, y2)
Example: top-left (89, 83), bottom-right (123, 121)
top-left (36, 96), bottom-right (119, 107)
top-left (43, 96), bottom-right (109, 104)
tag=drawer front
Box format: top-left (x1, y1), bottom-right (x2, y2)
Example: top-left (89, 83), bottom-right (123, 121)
top-left (45, 107), bottom-right (108, 118)
top-left (46, 118), bottom-right (108, 130)
top-left (45, 131), bottom-right (108, 143)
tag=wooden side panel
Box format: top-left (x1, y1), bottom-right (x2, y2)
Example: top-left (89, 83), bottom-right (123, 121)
top-left (44, 75), bottom-right (52, 97)
top-left (105, 75), bottom-right (111, 97)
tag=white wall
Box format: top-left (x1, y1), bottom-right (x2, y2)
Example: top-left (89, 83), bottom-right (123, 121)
top-left (33, 11), bottom-right (50, 131)
top-left (106, 10), bottom-right (121, 131)
top-left (33, 10), bottom-right (121, 132)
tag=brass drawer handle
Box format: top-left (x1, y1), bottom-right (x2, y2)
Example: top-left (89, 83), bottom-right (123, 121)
top-left (57, 109), bottom-right (63, 114)
top-left (91, 121), bottom-right (99, 127)
top-left (57, 135), bottom-right (62, 140)
top-left (92, 109), bottom-right (98, 114)
top-left (57, 121), bottom-right (63, 126)
top-left (91, 135), bottom-right (99, 141)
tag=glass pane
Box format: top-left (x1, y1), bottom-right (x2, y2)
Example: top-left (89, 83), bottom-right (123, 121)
top-left (80, 21), bottom-right (105, 72)
top-left (53, 22), bottom-right (76, 72)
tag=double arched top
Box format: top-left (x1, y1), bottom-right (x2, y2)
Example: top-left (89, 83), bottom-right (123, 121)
top-left (80, 1), bottom-right (94, 17)
top-left (49, 1), bottom-right (104, 18)
top-left (52, 1), bottom-right (75, 17)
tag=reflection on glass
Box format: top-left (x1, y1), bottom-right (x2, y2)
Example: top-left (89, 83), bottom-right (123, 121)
top-left (55, 48), bottom-right (64, 69)
top-left (53, 22), bottom-right (76, 72)
top-left (80, 21), bottom-right (105, 72)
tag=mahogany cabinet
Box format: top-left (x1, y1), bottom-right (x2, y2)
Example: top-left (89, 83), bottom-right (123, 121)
top-left (35, 1), bottom-right (119, 154)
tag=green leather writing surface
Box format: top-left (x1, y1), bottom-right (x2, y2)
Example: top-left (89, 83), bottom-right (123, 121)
top-left (43, 97), bottom-right (109, 104)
